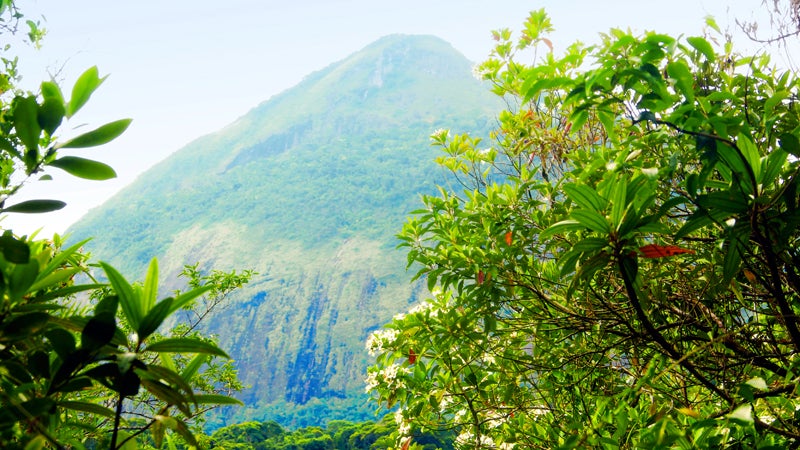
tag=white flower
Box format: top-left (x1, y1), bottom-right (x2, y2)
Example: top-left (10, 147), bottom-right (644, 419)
top-left (432, 128), bottom-right (449, 140)
top-left (364, 371), bottom-right (379, 392)
top-left (365, 328), bottom-right (400, 356)
top-left (393, 312), bottom-right (406, 321)
top-left (641, 167), bottom-right (659, 177)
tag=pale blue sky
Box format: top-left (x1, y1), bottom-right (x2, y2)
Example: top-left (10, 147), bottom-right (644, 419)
top-left (5, 0), bottom-right (769, 235)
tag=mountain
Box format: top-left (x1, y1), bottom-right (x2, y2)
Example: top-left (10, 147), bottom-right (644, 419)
top-left (68, 34), bottom-right (502, 427)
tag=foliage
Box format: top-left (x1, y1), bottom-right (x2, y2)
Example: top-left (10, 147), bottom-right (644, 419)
top-left (367, 9), bottom-right (800, 449)
top-left (0, 2), bottom-right (248, 448)
top-left (206, 415), bottom-right (454, 450)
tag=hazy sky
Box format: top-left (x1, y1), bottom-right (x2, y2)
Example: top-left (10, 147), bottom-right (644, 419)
top-left (4, 0), bottom-right (772, 235)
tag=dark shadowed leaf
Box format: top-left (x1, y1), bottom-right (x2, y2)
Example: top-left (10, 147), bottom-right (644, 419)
top-left (2, 199), bottom-right (65, 214)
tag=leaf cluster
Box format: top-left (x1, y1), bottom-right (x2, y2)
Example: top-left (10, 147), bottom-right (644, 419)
top-left (368, 9), bottom-right (800, 449)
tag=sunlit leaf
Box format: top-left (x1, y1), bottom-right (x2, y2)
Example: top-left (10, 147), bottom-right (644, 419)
top-left (48, 156), bottom-right (116, 180)
top-left (145, 338), bottom-right (229, 357)
top-left (57, 119), bottom-right (131, 149)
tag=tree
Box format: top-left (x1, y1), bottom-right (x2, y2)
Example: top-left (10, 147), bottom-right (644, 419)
top-left (0, 3), bottom-right (247, 448)
top-left (367, 9), bottom-right (800, 449)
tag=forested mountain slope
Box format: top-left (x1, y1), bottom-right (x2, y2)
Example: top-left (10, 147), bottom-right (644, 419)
top-left (68, 34), bottom-right (501, 427)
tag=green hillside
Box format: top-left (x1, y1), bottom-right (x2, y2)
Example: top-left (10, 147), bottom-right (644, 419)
top-left (68, 34), bottom-right (502, 428)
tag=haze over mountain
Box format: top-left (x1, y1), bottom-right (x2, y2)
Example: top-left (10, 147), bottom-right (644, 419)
top-left (68, 34), bottom-right (502, 427)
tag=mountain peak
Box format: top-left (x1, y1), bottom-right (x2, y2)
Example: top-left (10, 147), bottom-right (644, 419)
top-left (68, 34), bottom-right (500, 428)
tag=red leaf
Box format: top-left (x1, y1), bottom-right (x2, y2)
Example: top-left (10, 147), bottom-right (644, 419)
top-left (408, 349), bottom-right (417, 365)
top-left (401, 438), bottom-right (412, 450)
top-left (638, 244), bottom-right (695, 258)
top-left (505, 231), bottom-right (513, 246)
top-left (477, 270), bottom-right (485, 284)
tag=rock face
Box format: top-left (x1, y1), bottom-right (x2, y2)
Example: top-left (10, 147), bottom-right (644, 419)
top-left (68, 34), bottom-right (501, 427)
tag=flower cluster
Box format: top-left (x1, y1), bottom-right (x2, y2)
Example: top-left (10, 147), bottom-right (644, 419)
top-left (365, 328), bottom-right (400, 356)
top-left (364, 363), bottom-right (410, 393)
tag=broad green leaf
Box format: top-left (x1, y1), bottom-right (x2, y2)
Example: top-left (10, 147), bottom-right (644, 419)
top-left (736, 133), bottom-right (761, 184)
top-left (145, 338), bottom-right (229, 357)
top-left (570, 209), bottom-right (611, 233)
top-left (779, 133), bottom-right (800, 157)
top-left (100, 262), bottom-right (142, 331)
top-left (137, 297), bottom-right (173, 341)
top-left (686, 36), bottom-right (715, 60)
top-left (13, 95), bottom-right (41, 153)
top-left (745, 377), bottom-right (768, 391)
top-left (609, 176), bottom-right (627, 230)
top-left (37, 98), bottom-right (65, 136)
top-left (180, 354), bottom-right (209, 381)
top-left (45, 328), bottom-right (76, 361)
top-left (0, 233), bottom-right (30, 263)
top-left (540, 219), bottom-right (583, 239)
top-left (762, 148), bottom-right (788, 187)
top-left (138, 365), bottom-right (195, 400)
top-left (48, 156), bottom-right (116, 180)
top-left (66, 66), bottom-right (106, 118)
top-left (40, 80), bottom-right (65, 104)
top-left (143, 258), bottom-right (159, 313)
top-left (2, 199), bottom-right (66, 214)
top-left (563, 183), bottom-right (607, 211)
top-left (727, 404), bottom-right (753, 424)
top-left (58, 400), bottom-right (116, 418)
top-left (9, 261), bottom-right (40, 301)
top-left (28, 267), bottom-right (82, 293)
top-left (139, 379), bottom-right (192, 416)
top-left (57, 119), bottom-right (131, 148)
top-left (80, 313), bottom-right (116, 352)
top-left (666, 60), bottom-right (694, 102)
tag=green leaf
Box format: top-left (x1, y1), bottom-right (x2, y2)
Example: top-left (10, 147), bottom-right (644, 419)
top-left (100, 262), bottom-right (141, 331)
top-left (0, 234), bottom-right (30, 263)
top-left (45, 328), bottom-right (76, 361)
top-left (9, 261), bottom-right (40, 301)
top-left (28, 267), bottom-right (82, 293)
top-left (570, 209), bottom-right (611, 233)
top-left (2, 199), bottom-right (66, 214)
top-left (666, 60), bottom-right (694, 102)
top-left (609, 176), bottom-right (628, 230)
top-left (192, 394), bottom-right (244, 405)
top-left (727, 404), bottom-right (753, 424)
top-left (779, 133), bottom-right (800, 157)
top-left (57, 119), bottom-right (131, 149)
top-left (80, 313), bottom-right (117, 352)
top-left (38, 98), bottom-right (65, 136)
top-left (143, 258), bottom-right (159, 313)
top-left (540, 219), bottom-right (583, 239)
top-left (48, 156), bottom-right (116, 180)
top-left (137, 297), bottom-right (173, 342)
top-left (145, 338), bottom-right (229, 358)
top-left (0, 312), bottom-right (50, 341)
top-left (686, 36), bottom-right (715, 60)
top-left (67, 66), bottom-right (106, 118)
top-left (58, 400), bottom-right (116, 419)
top-left (13, 95), bottom-right (41, 153)
top-left (180, 354), bottom-right (209, 381)
top-left (139, 379), bottom-right (192, 416)
top-left (563, 183), bottom-right (607, 211)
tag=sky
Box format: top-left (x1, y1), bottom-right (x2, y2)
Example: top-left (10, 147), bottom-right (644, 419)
top-left (2, 0), bottom-right (780, 236)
